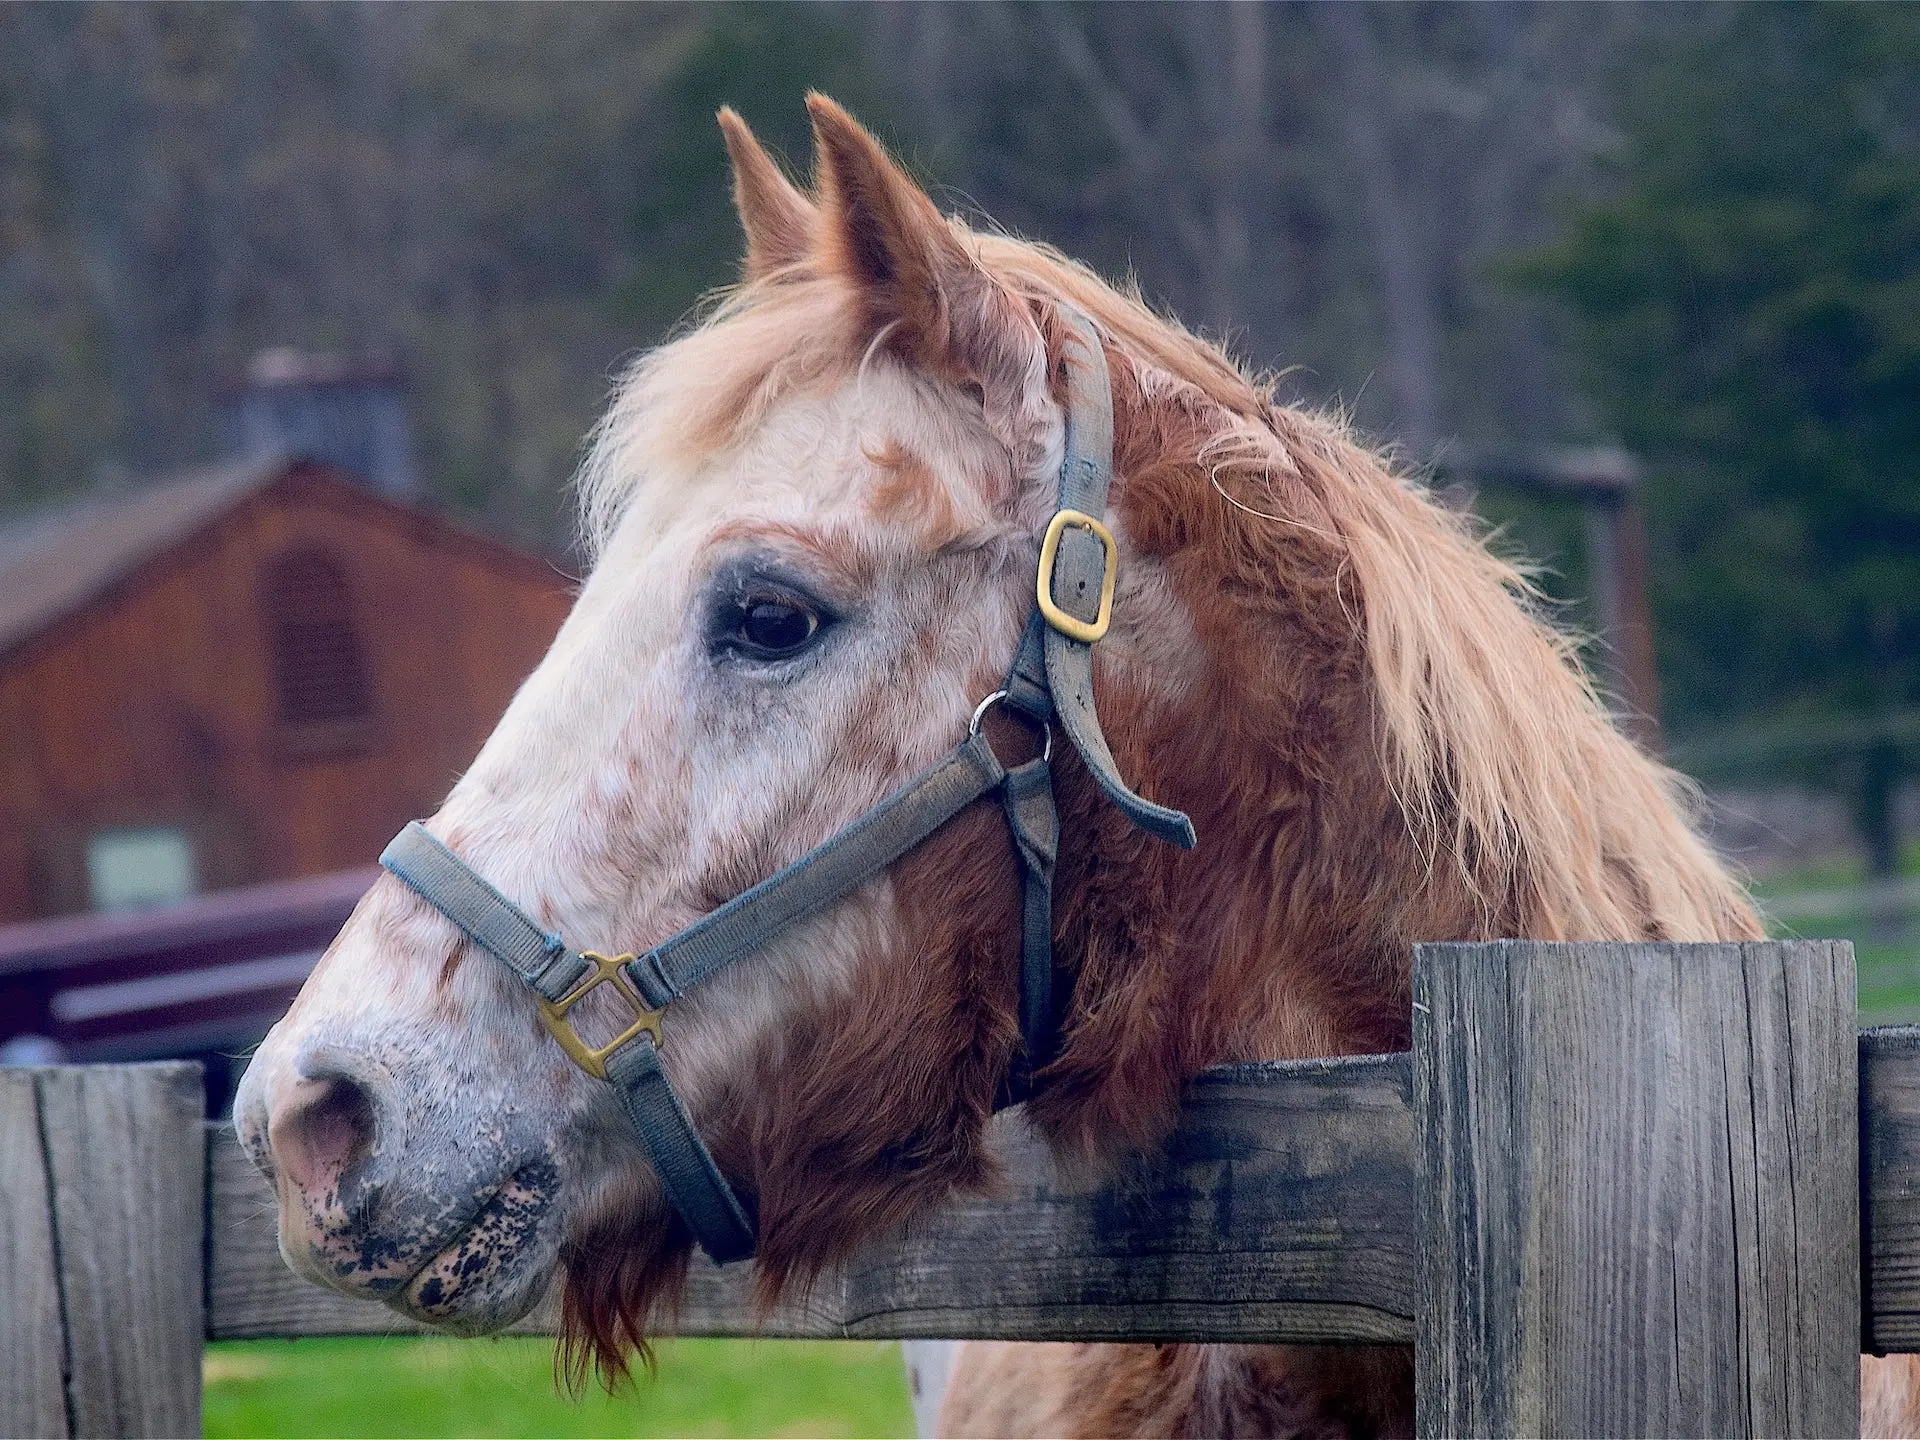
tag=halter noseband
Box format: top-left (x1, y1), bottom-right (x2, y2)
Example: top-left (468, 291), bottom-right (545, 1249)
top-left (379, 308), bottom-right (1196, 1264)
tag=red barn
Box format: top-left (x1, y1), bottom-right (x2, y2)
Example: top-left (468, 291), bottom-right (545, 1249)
top-left (0, 455), bottom-right (571, 923)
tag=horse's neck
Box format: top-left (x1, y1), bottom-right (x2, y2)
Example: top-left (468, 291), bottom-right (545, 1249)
top-left (1030, 652), bottom-right (1431, 1162)
top-left (1043, 367), bottom-right (1759, 1105)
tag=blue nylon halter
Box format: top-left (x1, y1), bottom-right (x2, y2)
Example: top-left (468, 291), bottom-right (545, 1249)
top-left (379, 308), bottom-right (1194, 1264)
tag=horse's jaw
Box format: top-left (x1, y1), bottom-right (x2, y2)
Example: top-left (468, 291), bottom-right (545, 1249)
top-left (386, 1156), bottom-right (564, 1334)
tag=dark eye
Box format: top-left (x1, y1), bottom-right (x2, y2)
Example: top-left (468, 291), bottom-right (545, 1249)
top-left (732, 595), bottom-right (820, 658)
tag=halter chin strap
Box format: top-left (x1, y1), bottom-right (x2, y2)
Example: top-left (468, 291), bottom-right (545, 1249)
top-left (379, 305), bottom-right (1193, 1265)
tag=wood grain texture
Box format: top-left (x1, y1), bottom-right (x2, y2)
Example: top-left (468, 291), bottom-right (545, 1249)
top-left (208, 1054), bottom-right (1418, 1344)
top-left (1413, 940), bottom-right (1859, 1439)
top-left (0, 1070), bottom-right (70, 1440)
top-left (33, 1064), bottom-right (205, 1440)
top-left (196, 1031), bottom-right (1920, 1354)
top-left (1863, 1026), bottom-right (1920, 1354)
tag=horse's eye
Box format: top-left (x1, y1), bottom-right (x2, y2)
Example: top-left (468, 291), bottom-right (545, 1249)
top-left (734, 596), bottom-right (820, 658)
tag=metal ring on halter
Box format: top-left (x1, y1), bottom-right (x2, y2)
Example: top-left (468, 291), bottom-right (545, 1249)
top-left (968, 689), bottom-right (1053, 763)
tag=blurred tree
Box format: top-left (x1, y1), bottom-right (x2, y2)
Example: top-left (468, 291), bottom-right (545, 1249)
top-left (877, 1), bottom-right (1638, 457)
top-left (0, 39), bottom-right (110, 508)
top-left (0, 2), bottom-right (1656, 561)
top-left (617, 3), bottom-right (886, 339)
top-left (1522, 5), bottom-right (1920, 873)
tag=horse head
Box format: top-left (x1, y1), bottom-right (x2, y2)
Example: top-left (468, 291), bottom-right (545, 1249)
top-left (236, 98), bottom-right (1757, 1392)
top-left (236, 98), bottom-right (1172, 1369)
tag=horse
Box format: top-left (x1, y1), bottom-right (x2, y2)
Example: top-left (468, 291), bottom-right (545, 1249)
top-left (234, 96), bottom-right (1920, 1437)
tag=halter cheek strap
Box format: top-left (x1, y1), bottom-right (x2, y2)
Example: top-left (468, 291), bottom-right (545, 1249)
top-left (1007, 319), bottom-right (1197, 848)
top-left (379, 305), bottom-right (1194, 1265)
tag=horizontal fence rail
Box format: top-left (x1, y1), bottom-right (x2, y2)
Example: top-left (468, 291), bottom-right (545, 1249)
top-left (209, 1052), bottom-right (1419, 1346)
top-left (204, 1025), bottom-right (1920, 1355)
top-left (1865, 1025), bottom-right (1920, 1353)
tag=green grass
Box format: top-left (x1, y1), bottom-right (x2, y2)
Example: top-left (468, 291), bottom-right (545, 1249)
top-left (1750, 839), bottom-right (1920, 1023)
top-left (203, 1336), bottom-right (915, 1439)
top-left (1745, 836), bottom-right (1920, 900)
top-left (1797, 924), bottom-right (1920, 1021)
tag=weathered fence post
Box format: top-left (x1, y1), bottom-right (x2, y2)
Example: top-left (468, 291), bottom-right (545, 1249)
top-left (1863, 1026), bottom-right (1920, 1354)
top-left (0, 1063), bottom-right (206, 1440)
top-left (1413, 939), bottom-right (1858, 1437)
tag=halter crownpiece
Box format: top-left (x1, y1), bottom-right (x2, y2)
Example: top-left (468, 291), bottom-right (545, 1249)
top-left (379, 305), bottom-right (1195, 1264)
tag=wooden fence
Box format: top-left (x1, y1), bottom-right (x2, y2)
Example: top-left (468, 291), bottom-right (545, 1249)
top-left (1, 940), bottom-right (1908, 1438)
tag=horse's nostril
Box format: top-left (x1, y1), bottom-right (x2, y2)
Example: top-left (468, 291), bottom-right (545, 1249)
top-left (270, 1073), bottom-right (378, 1199)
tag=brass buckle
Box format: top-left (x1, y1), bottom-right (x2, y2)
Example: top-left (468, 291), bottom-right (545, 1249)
top-left (1036, 509), bottom-right (1118, 644)
top-left (535, 951), bottom-right (665, 1081)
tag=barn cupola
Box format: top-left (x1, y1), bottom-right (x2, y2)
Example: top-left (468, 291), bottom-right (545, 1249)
top-left (224, 349), bottom-right (421, 502)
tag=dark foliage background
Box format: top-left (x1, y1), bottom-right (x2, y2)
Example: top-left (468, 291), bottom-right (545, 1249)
top-left (0, 2), bottom-right (1626, 534)
top-left (3, 2), bottom-right (1915, 858)
top-left (1521, 5), bottom-right (1920, 867)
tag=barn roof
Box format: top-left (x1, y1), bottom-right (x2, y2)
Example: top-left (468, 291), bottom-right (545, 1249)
top-left (0, 456), bottom-right (283, 660)
top-left (0, 455), bottom-right (568, 661)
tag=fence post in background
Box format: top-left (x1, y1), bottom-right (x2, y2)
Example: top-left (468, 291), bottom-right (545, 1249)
top-left (1863, 1027), bottom-right (1920, 1354)
top-left (0, 1063), bottom-right (206, 1440)
top-left (1413, 939), bottom-right (1858, 1438)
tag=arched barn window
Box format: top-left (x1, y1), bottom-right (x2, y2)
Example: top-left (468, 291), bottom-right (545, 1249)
top-left (260, 546), bottom-right (374, 741)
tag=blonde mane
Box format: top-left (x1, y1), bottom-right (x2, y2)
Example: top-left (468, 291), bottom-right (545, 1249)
top-left (577, 220), bottom-right (1759, 952)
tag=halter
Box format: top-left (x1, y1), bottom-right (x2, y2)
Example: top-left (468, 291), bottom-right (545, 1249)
top-left (379, 308), bottom-right (1196, 1264)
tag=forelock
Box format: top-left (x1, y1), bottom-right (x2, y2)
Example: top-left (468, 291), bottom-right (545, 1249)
top-left (574, 281), bottom-right (860, 557)
top-left (569, 222), bottom-right (1255, 563)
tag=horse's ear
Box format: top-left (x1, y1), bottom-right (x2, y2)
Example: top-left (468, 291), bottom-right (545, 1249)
top-left (807, 95), bottom-right (1029, 375)
top-left (808, 95), bottom-right (961, 348)
top-left (718, 107), bottom-right (816, 282)
top-left (808, 95), bottom-right (1053, 480)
